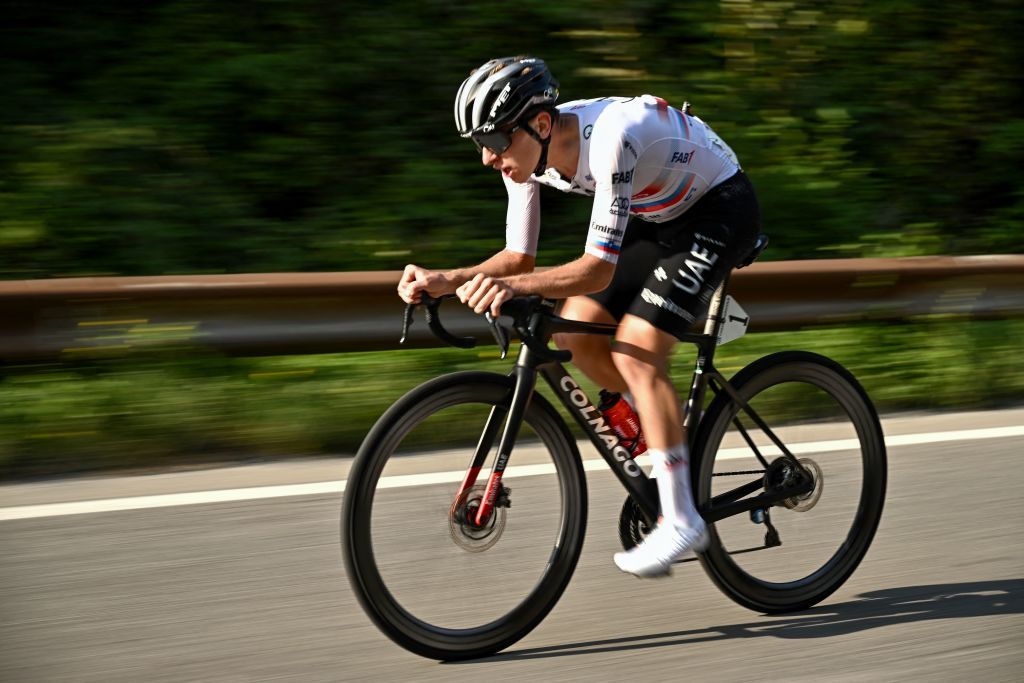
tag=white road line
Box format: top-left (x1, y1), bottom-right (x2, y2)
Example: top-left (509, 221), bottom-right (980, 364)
top-left (2, 425), bottom-right (1022, 522)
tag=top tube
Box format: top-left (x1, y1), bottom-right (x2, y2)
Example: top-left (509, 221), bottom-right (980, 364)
top-left (545, 314), bottom-right (618, 337)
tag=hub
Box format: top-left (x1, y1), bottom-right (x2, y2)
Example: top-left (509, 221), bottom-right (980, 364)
top-left (449, 484), bottom-right (509, 552)
top-left (782, 458), bottom-right (823, 511)
top-left (764, 457), bottom-right (823, 512)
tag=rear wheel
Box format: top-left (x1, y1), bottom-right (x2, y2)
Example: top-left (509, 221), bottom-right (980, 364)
top-left (342, 371), bottom-right (587, 660)
top-left (694, 352), bottom-right (886, 613)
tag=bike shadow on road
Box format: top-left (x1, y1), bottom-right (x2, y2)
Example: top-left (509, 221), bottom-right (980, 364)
top-left (452, 578), bottom-right (1024, 663)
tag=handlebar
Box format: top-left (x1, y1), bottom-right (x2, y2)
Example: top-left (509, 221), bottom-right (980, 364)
top-left (400, 294), bottom-right (476, 349)
top-left (400, 294), bottom-right (573, 363)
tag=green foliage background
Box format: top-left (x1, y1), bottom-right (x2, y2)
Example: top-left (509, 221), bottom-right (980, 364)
top-left (3, 0), bottom-right (1022, 280)
top-left (2, 2), bottom-right (1023, 477)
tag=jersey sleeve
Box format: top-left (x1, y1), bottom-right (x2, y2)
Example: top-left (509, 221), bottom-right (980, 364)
top-left (503, 174), bottom-right (541, 256)
top-left (584, 128), bottom-right (639, 264)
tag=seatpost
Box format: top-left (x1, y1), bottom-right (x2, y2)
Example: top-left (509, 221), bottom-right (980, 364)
top-left (703, 273), bottom-right (730, 340)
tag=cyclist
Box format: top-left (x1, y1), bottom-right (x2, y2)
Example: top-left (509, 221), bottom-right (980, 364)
top-left (397, 56), bottom-right (761, 577)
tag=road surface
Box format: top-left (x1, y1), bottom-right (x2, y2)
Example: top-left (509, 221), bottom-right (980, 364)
top-left (2, 409), bottom-right (1022, 681)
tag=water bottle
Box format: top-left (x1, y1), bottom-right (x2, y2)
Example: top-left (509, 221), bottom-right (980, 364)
top-left (598, 390), bottom-right (648, 457)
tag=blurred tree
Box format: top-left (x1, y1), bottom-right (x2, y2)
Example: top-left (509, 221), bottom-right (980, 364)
top-left (1, 0), bottom-right (1021, 279)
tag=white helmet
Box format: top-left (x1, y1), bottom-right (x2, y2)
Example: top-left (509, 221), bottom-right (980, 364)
top-left (454, 56), bottom-right (559, 142)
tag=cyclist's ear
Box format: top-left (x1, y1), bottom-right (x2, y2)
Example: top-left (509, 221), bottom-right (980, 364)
top-left (531, 110), bottom-right (553, 139)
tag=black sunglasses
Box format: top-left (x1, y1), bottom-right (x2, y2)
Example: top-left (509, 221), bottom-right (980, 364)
top-left (470, 124), bottom-right (521, 154)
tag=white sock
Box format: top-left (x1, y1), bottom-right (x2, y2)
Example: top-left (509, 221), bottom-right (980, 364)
top-left (649, 444), bottom-right (703, 530)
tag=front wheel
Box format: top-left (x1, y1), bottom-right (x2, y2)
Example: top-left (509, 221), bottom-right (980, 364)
top-left (342, 371), bottom-right (587, 660)
top-left (693, 351), bottom-right (886, 613)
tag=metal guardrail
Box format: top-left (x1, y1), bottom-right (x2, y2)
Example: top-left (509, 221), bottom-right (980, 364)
top-left (1, 255), bottom-right (1022, 362)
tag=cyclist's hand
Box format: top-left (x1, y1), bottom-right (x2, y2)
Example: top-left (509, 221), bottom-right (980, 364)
top-left (398, 264), bottom-right (451, 304)
top-left (456, 273), bottom-right (514, 317)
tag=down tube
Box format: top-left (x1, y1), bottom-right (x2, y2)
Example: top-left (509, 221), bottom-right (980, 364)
top-left (539, 364), bottom-right (659, 523)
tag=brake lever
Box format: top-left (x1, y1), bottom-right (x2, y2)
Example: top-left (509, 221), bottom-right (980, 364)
top-left (484, 312), bottom-right (510, 359)
top-left (400, 302), bottom-right (416, 344)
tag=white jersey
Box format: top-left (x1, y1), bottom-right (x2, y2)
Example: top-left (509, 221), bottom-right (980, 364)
top-left (503, 96), bottom-right (741, 264)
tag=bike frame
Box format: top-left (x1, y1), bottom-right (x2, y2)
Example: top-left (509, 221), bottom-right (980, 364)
top-left (456, 274), bottom-right (813, 529)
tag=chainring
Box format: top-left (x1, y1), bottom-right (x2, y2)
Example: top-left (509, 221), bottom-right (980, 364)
top-left (618, 495), bottom-right (654, 551)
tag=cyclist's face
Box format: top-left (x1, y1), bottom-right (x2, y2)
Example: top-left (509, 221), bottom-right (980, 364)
top-left (481, 114), bottom-right (548, 184)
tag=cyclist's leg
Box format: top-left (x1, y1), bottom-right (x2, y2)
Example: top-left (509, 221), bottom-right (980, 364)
top-left (610, 317), bottom-right (683, 450)
top-left (554, 224), bottom-right (663, 394)
top-left (611, 315), bottom-right (708, 577)
top-left (610, 173), bottom-right (760, 577)
top-left (553, 296), bottom-right (627, 393)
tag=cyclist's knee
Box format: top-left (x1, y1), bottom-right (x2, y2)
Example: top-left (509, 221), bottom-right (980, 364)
top-left (611, 315), bottom-right (674, 380)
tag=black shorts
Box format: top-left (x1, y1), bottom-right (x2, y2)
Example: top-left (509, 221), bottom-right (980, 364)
top-left (587, 171), bottom-right (761, 339)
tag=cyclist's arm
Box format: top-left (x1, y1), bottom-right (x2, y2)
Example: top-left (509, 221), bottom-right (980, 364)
top-left (442, 249), bottom-right (536, 287)
top-left (399, 250), bottom-right (534, 303)
top-left (458, 122), bottom-right (636, 314)
top-left (449, 174), bottom-right (541, 282)
top-left (503, 254), bottom-right (612, 299)
top-left (398, 175), bottom-right (541, 304)
top-left (502, 122), bottom-right (636, 298)
top-left (458, 254), bottom-right (613, 315)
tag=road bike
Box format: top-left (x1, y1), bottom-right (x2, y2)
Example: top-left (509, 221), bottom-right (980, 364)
top-left (341, 235), bottom-right (887, 660)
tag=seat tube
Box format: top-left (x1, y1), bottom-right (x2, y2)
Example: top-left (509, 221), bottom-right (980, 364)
top-left (684, 277), bottom-right (729, 435)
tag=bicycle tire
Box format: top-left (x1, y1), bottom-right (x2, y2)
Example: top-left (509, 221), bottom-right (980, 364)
top-left (342, 371), bottom-right (587, 660)
top-left (693, 351), bottom-right (886, 613)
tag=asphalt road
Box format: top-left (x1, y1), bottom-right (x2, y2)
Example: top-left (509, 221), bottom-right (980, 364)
top-left (2, 409), bottom-right (1022, 681)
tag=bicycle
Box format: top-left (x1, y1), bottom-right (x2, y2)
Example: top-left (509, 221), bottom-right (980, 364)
top-left (341, 235), bottom-right (887, 661)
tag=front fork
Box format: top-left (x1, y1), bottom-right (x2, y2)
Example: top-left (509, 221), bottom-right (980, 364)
top-left (450, 365), bottom-right (536, 527)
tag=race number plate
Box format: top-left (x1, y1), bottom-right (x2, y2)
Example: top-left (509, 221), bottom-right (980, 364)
top-left (717, 296), bottom-right (750, 346)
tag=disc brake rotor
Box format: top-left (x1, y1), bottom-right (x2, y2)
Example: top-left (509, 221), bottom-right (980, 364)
top-left (449, 484), bottom-right (508, 552)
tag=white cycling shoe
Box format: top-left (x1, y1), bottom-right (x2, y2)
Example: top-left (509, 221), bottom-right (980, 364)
top-left (613, 521), bottom-right (709, 578)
